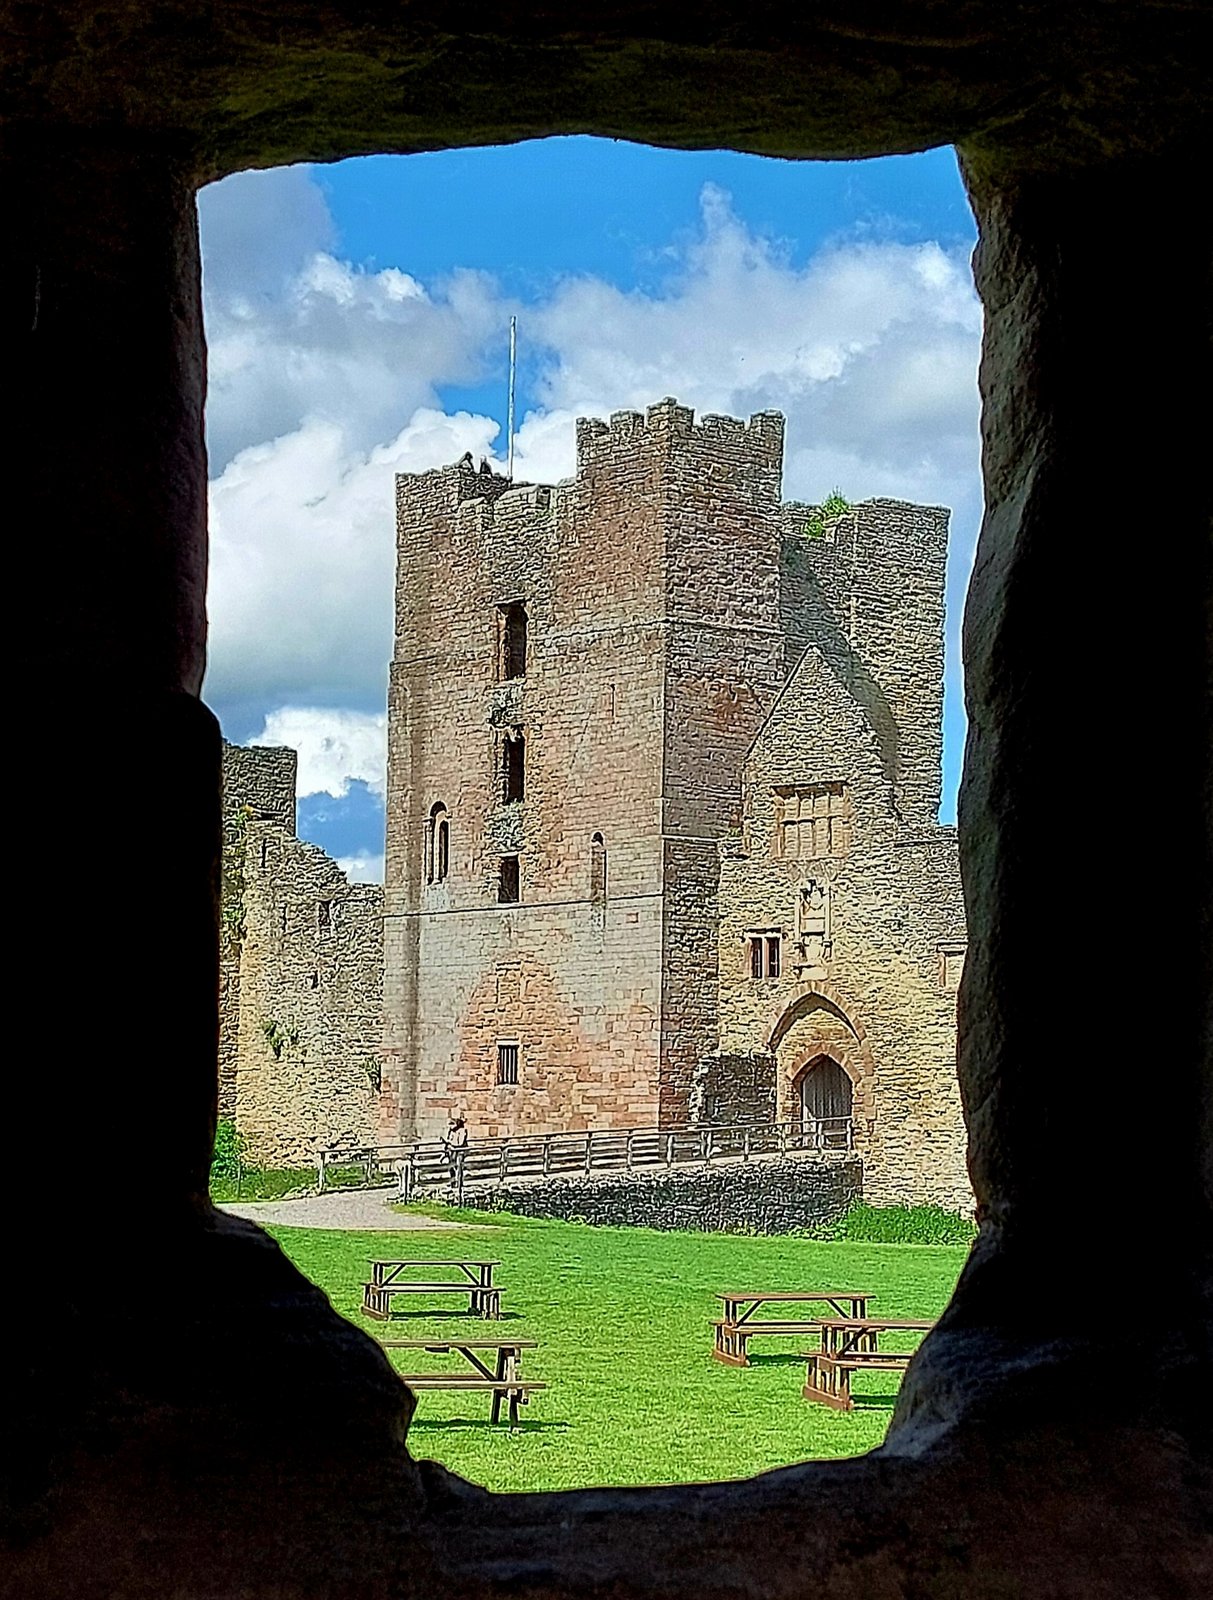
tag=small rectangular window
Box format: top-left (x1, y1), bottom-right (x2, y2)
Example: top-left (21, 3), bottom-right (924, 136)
top-left (498, 855), bottom-right (520, 903)
top-left (747, 932), bottom-right (781, 979)
top-left (939, 943), bottom-right (967, 988)
top-left (317, 899), bottom-right (333, 935)
top-left (496, 1041), bottom-right (520, 1085)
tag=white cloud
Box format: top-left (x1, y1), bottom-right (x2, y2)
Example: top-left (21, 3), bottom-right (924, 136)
top-left (513, 186), bottom-right (981, 507)
top-left (248, 707), bottom-right (387, 798)
top-left (201, 167), bottom-right (981, 736)
top-left (336, 851), bottom-right (386, 885)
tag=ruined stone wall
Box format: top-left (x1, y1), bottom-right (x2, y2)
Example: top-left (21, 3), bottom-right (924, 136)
top-left (656, 405), bottom-right (786, 1120)
top-left (383, 442), bottom-right (669, 1142)
top-left (219, 742), bottom-right (298, 1118)
top-left (453, 1155), bottom-right (862, 1234)
top-left (715, 505), bottom-right (969, 1210)
top-left (385, 401), bottom-right (832, 1142)
top-left (236, 822), bottom-right (383, 1167)
top-left (220, 740), bottom-right (382, 1165)
top-left (780, 498), bottom-right (948, 826)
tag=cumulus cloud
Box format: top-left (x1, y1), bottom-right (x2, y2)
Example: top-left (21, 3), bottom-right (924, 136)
top-left (512, 184), bottom-right (980, 507)
top-left (202, 166), bottom-right (980, 811)
top-left (248, 707), bottom-right (387, 798)
top-left (336, 851), bottom-right (386, 885)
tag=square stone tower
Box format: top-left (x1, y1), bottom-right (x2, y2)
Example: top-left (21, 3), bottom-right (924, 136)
top-left (380, 399), bottom-right (787, 1141)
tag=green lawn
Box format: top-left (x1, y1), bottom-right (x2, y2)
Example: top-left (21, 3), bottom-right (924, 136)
top-left (265, 1209), bottom-right (969, 1493)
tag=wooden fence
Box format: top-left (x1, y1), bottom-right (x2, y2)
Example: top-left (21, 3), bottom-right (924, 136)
top-left (317, 1116), bottom-right (854, 1201)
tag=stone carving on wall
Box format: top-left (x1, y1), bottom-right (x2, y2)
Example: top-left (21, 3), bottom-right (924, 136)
top-left (796, 877), bottom-right (833, 974)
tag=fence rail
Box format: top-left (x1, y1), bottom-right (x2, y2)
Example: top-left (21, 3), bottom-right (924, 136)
top-left (317, 1117), bottom-right (854, 1201)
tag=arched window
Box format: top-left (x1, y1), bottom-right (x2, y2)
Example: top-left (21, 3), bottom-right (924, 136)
top-left (798, 1056), bottom-right (853, 1148)
top-left (590, 832), bottom-right (607, 903)
top-left (426, 802), bottom-right (449, 884)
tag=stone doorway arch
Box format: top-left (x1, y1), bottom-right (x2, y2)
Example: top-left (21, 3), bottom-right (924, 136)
top-left (794, 1054), bottom-right (855, 1149)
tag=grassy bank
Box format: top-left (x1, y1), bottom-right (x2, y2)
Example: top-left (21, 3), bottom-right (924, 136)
top-left (263, 1209), bottom-right (969, 1493)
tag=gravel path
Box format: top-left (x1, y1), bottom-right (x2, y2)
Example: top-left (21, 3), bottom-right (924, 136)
top-left (221, 1187), bottom-right (482, 1231)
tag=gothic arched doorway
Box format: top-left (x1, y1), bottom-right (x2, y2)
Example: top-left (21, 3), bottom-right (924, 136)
top-left (797, 1055), bottom-right (854, 1149)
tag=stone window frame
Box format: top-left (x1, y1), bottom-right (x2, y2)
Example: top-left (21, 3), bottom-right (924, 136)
top-left (774, 781), bottom-right (853, 860)
top-left (590, 832), bottom-right (607, 903)
top-left (425, 801), bottom-right (450, 884)
top-left (495, 1039), bottom-right (520, 1086)
top-left (500, 727), bottom-right (525, 804)
top-left (316, 898), bottom-right (335, 937)
top-left (938, 940), bottom-right (967, 989)
top-left (21, 16), bottom-right (1208, 1594)
top-left (745, 926), bottom-right (783, 979)
top-left (497, 853), bottom-right (521, 904)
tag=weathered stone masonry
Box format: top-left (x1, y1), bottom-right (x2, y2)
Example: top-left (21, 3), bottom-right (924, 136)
top-left (382, 400), bottom-right (969, 1209)
top-left (220, 741), bottom-right (383, 1167)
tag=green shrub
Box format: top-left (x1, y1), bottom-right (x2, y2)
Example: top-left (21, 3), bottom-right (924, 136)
top-left (835, 1202), bottom-right (977, 1246)
top-left (209, 1121), bottom-right (315, 1202)
top-left (210, 1118), bottom-right (246, 1182)
top-left (802, 488), bottom-right (851, 540)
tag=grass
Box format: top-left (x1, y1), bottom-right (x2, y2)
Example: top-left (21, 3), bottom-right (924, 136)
top-left (210, 1167), bottom-right (313, 1203)
top-left (262, 1206), bottom-right (970, 1493)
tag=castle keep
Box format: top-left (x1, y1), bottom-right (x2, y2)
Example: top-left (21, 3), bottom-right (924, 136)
top-left (381, 399), bottom-right (969, 1208)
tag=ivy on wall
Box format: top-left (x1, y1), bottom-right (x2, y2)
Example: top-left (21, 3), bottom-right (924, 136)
top-left (262, 1017), bottom-right (300, 1060)
top-left (220, 803), bottom-right (254, 951)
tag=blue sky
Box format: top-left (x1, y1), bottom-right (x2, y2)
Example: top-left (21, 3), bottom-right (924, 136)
top-left (199, 138), bottom-right (980, 876)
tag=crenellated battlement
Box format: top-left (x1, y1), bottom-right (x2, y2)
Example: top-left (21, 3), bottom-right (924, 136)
top-left (574, 396), bottom-right (784, 477)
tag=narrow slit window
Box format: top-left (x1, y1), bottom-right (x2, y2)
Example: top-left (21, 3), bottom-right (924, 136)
top-left (496, 1041), bottom-right (520, 1085)
top-left (498, 601), bottom-right (528, 680)
top-left (766, 936), bottom-right (781, 979)
top-left (317, 899), bottom-right (333, 935)
top-left (504, 733), bottom-right (525, 802)
top-left (749, 938), bottom-right (764, 979)
top-left (590, 832), bottom-right (607, 903)
top-left (498, 855), bottom-right (520, 904)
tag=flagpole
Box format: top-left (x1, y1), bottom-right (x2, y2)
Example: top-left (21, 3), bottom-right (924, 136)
top-left (507, 315), bottom-right (517, 481)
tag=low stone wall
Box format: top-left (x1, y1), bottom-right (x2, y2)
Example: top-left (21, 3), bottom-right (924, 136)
top-left (449, 1154), bottom-right (862, 1234)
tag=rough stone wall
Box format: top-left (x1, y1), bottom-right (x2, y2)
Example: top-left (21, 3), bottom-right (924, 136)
top-left (657, 406), bottom-right (786, 1119)
top-left (715, 503), bottom-right (969, 1210)
top-left (220, 741), bottom-right (382, 1165)
top-left (236, 823), bottom-right (383, 1166)
top-left (384, 405), bottom-right (969, 1209)
top-left (451, 1154), bottom-right (862, 1234)
top-left (384, 402), bottom-right (800, 1143)
top-left (383, 448), bottom-right (667, 1142)
top-left (219, 743), bottom-right (298, 1118)
top-left (694, 1053), bottom-right (778, 1125)
top-left (780, 499), bottom-right (948, 826)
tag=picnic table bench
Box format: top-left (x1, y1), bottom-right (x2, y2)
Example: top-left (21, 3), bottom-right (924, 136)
top-left (713, 1291), bottom-right (872, 1366)
top-left (362, 1259), bottom-right (501, 1320)
top-left (801, 1317), bottom-right (935, 1411)
top-left (377, 1336), bottom-right (543, 1425)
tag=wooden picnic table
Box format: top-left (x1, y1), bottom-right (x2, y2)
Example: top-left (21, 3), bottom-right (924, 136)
top-left (801, 1317), bottom-right (935, 1411)
top-left (362, 1259), bottom-right (502, 1320)
top-left (377, 1335), bottom-right (543, 1425)
top-left (713, 1291), bottom-right (872, 1366)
